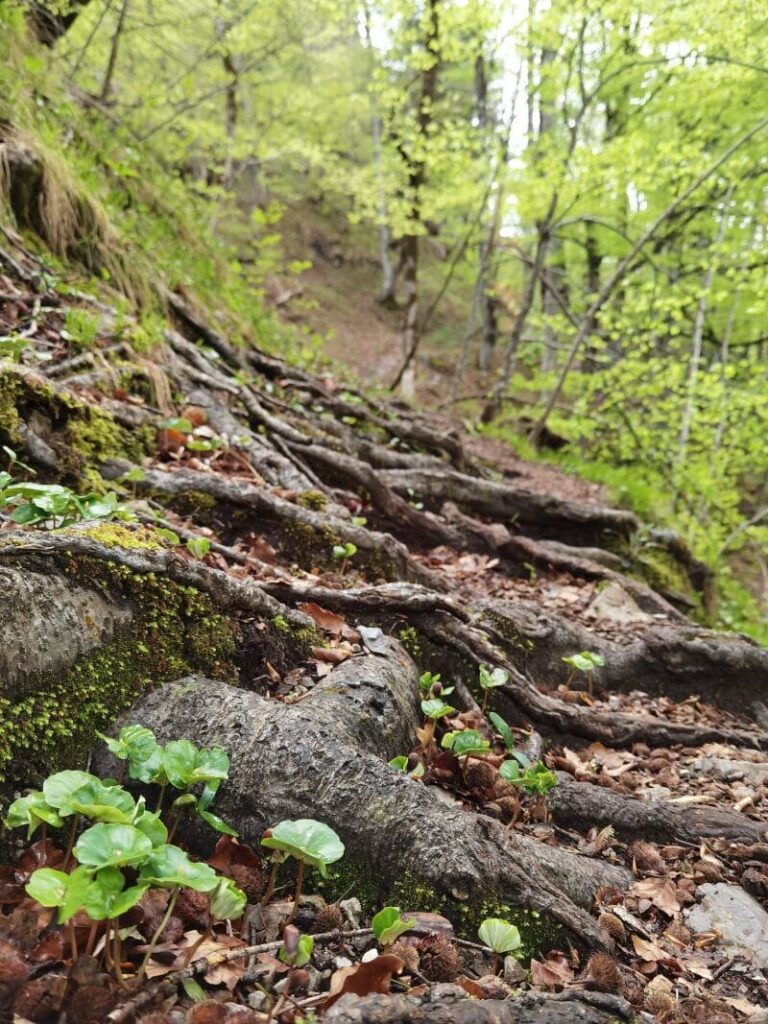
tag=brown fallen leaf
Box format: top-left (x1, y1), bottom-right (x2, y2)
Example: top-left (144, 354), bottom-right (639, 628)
top-left (324, 954), bottom-right (404, 1008)
top-left (630, 877), bottom-right (682, 916)
top-left (529, 952), bottom-right (574, 990)
top-left (631, 934), bottom-right (669, 962)
top-left (299, 602), bottom-right (347, 634)
top-left (312, 645), bottom-right (353, 664)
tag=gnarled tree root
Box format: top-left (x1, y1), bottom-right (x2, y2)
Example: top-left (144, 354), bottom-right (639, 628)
top-left (104, 641), bottom-right (629, 950)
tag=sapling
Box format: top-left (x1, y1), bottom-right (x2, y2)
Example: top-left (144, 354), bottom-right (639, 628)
top-left (332, 541), bottom-right (358, 574)
top-left (478, 664), bottom-right (509, 713)
top-left (372, 906), bottom-right (415, 949)
top-left (478, 917), bottom-right (522, 974)
top-left (261, 818), bottom-right (344, 922)
top-left (418, 698), bottom-right (456, 750)
top-left (562, 650), bottom-right (605, 696)
top-left (499, 760), bottom-right (558, 821)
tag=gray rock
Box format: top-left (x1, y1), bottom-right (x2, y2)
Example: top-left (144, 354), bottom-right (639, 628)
top-left (504, 955), bottom-right (526, 984)
top-left (339, 897), bottom-right (362, 928)
top-left (686, 883), bottom-right (768, 966)
top-left (689, 757), bottom-right (768, 787)
top-left (585, 582), bottom-right (650, 626)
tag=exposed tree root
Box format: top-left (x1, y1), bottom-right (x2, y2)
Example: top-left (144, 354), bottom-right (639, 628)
top-left (108, 645), bottom-right (629, 951)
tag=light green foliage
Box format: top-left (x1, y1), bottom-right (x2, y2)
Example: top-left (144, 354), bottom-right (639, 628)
top-left (420, 698), bottom-right (456, 720)
top-left (499, 760), bottom-right (558, 796)
top-left (279, 926), bottom-right (314, 967)
top-left (0, 479), bottom-right (135, 528)
top-left (478, 918), bottom-right (522, 955)
top-left (441, 729), bottom-right (491, 757)
top-left (371, 906), bottom-right (416, 947)
top-left (261, 818), bottom-right (345, 877)
top-left (62, 308), bottom-right (101, 350)
top-left (562, 651), bottom-right (604, 673)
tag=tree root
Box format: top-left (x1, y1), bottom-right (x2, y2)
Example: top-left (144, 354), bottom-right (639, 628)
top-left (107, 642), bottom-right (629, 951)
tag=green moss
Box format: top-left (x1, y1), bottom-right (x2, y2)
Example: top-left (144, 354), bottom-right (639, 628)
top-left (78, 523), bottom-right (162, 549)
top-left (0, 553), bottom-right (237, 796)
top-left (164, 489), bottom-right (218, 524)
top-left (0, 366), bottom-right (149, 480)
top-left (631, 546), bottom-right (697, 606)
top-left (296, 489), bottom-right (328, 511)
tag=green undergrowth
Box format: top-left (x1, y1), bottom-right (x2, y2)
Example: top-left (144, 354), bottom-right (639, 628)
top-left (0, 546), bottom-right (237, 801)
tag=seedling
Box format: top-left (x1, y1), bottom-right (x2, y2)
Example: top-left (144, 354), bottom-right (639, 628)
top-left (478, 664), bottom-right (509, 713)
top-left (0, 480), bottom-right (135, 528)
top-left (279, 923), bottom-right (314, 967)
top-left (441, 729), bottom-right (491, 757)
top-left (499, 760), bottom-right (558, 820)
top-left (6, 734), bottom-right (246, 983)
top-left (478, 917), bottom-right (522, 973)
top-left (261, 818), bottom-right (344, 922)
top-left (388, 755), bottom-right (425, 779)
top-left (332, 541), bottom-right (357, 574)
top-left (488, 712), bottom-right (517, 754)
top-left (562, 651), bottom-right (605, 695)
top-left (419, 698), bottom-right (456, 749)
top-left (186, 536), bottom-right (211, 559)
top-left (372, 906), bottom-right (416, 948)
top-left (418, 671), bottom-right (453, 698)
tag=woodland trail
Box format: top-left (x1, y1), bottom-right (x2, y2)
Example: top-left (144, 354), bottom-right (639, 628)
top-left (2, 221), bottom-right (768, 1023)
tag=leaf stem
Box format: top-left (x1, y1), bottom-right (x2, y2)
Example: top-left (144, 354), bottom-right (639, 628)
top-left (288, 860), bottom-right (304, 923)
top-left (137, 886), bottom-right (179, 981)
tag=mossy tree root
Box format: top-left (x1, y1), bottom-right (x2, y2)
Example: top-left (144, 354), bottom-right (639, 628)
top-left (105, 641), bottom-right (629, 952)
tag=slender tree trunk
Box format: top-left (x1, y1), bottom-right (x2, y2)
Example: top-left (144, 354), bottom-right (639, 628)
top-left (99, 0), bottom-right (129, 104)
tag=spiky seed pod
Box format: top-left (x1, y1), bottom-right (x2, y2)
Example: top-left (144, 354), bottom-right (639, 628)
top-left (495, 796), bottom-right (520, 823)
top-left (136, 1016), bottom-right (172, 1024)
top-left (741, 866), bottom-right (768, 899)
top-left (186, 1003), bottom-right (230, 1024)
top-left (585, 952), bottom-right (622, 994)
top-left (176, 887), bottom-right (211, 931)
top-left (312, 903), bottom-right (344, 934)
top-left (462, 759), bottom-right (496, 794)
top-left (389, 939), bottom-right (420, 973)
top-left (227, 861), bottom-right (264, 902)
top-left (597, 911), bottom-right (627, 944)
top-left (664, 919), bottom-right (691, 946)
top-left (593, 884), bottom-right (623, 907)
top-left (64, 987), bottom-right (117, 1024)
top-left (693, 860), bottom-right (722, 883)
top-left (416, 934), bottom-right (461, 982)
top-left (643, 987), bottom-right (675, 1015)
top-left (629, 841), bottom-right (665, 874)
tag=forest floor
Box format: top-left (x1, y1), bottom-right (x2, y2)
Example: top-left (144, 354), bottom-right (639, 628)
top-left (2, 214), bottom-right (768, 1024)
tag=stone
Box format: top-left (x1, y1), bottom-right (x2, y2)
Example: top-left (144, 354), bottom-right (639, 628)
top-left (585, 582), bottom-right (650, 626)
top-left (690, 757), bottom-right (768, 787)
top-left (504, 955), bottom-right (526, 984)
top-left (339, 897), bottom-right (362, 928)
top-left (686, 884), bottom-right (768, 967)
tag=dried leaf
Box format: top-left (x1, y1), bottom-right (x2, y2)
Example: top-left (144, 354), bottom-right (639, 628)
top-left (529, 952), bottom-right (574, 989)
top-left (298, 603), bottom-right (346, 634)
top-left (325, 954), bottom-right (404, 1008)
top-left (631, 935), bottom-right (668, 962)
top-left (630, 877), bottom-right (681, 916)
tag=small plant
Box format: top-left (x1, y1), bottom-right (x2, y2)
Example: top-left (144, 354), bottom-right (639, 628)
top-left (0, 480), bottom-right (136, 528)
top-left (562, 651), bottom-right (605, 695)
top-left (388, 755), bottom-right (425, 778)
top-left (478, 664), bottom-right (509, 713)
top-left (488, 712), bottom-right (517, 754)
top-left (261, 818), bottom-right (344, 922)
top-left (478, 917), bottom-right (522, 973)
top-left (499, 760), bottom-right (558, 820)
top-left (62, 307), bottom-right (101, 350)
top-left (418, 671), bottom-right (453, 698)
top-left (441, 729), bottom-right (491, 757)
top-left (418, 698), bottom-right (456, 749)
top-left (279, 923), bottom-right (314, 967)
top-left (186, 536), bottom-right (211, 559)
top-left (332, 541), bottom-right (358, 573)
top-left (372, 906), bottom-right (415, 948)
top-left (5, 729), bottom-right (245, 983)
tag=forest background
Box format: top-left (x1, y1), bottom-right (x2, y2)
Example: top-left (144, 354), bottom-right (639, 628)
top-left (4, 0), bottom-right (768, 639)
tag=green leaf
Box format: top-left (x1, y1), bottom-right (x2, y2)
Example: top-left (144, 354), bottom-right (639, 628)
top-left (68, 780), bottom-right (136, 823)
top-left (488, 713), bottom-right (516, 754)
top-left (5, 792), bottom-right (63, 838)
top-left (388, 756), bottom-right (408, 771)
top-left (371, 906), bottom-right (415, 946)
top-left (449, 730), bottom-right (491, 757)
top-left (562, 651), bottom-right (605, 673)
top-left (138, 845), bottom-right (219, 891)
top-left (84, 867), bottom-right (147, 920)
top-left (162, 739), bottom-right (198, 788)
top-left (499, 760), bottom-right (520, 783)
top-left (133, 808), bottom-right (168, 847)
top-left (26, 865), bottom-right (94, 924)
top-left (42, 770), bottom-right (98, 816)
top-left (420, 699), bottom-right (455, 720)
top-left (74, 823), bottom-right (153, 869)
top-left (478, 918), bottom-right (522, 954)
top-left (198, 807), bottom-right (238, 837)
top-left (261, 819), bottom-right (344, 877)
top-left (209, 877), bottom-right (247, 920)
top-left (478, 665), bottom-right (509, 690)
top-left (279, 932), bottom-right (314, 967)
top-left (186, 537), bottom-right (211, 559)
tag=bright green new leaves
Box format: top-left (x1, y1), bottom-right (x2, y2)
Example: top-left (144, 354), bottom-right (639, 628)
top-left (133, 808), bottom-right (169, 847)
top-left (162, 740), bottom-right (230, 789)
top-left (67, 779), bottom-right (137, 824)
top-left (43, 771), bottom-right (97, 816)
top-left (209, 877), bottom-right (247, 920)
top-left (279, 926), bottom-right (314, 967)
top-left (26, 865), bottom-right (93, 924)
top-left (83, 867), bottom-right (148, 921)
top-left (372, 907), bottom-right (415, 947)
top-left (5, 792), bottom-right (63, 838)
top-left (138, 844), bottom-right (219, 891)
top-left (562, 652), bottom-right (605, 673)
top-left (97, 725), bottom-right (164, 784)
top-left (500, 761), bottom-right (558, 795)
top-left (478, 918), bottom-right (522, 954)
top-left (261, 819), bottom-right (344, 877)
top-left (478, 666), bottom-right (509, 691)
top-left (0, 481), bottom-right (134, 528)
top-left (74, 823), bottom-right (153, 869)
top-left (420, 699), bottom-right (456, 720)
top-left (441, 729), bottom-right (491, 757)
top-left (488, 713), bottom-right (516, 754)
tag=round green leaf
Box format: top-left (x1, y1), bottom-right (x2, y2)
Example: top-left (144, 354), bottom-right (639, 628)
top-left (138, 845), bottom-right (219, 891)
top-left (84, 867), bottom-right (148, 920)
top-left (43, 770), bottom-right (98, 815)
top-left (372, 906), bottom-right (415, 946)
top-left (68, 780), bottom-right (136, 823)
top-left (74, 823), bottom-right (153, 869)
top-left (163, 739), bottom-right (198, 788)
top-left (478, 918), bottom-right (522, 954)
top-left (420, 699), bottom-right (456, 720)
top-left (26, 868), bottom-right (69, 908)
top-left (209, 877), bottom-right (247, 920)
top-left (261, 819), bottom-right (344, 877)
top-left (5, 792), bottom-right (63, 837)
top-left (133, 808), bottom-right (168, 847)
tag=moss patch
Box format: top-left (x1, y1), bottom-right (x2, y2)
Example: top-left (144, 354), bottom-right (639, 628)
top-left (0, 552), bottom-right (237, 797)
